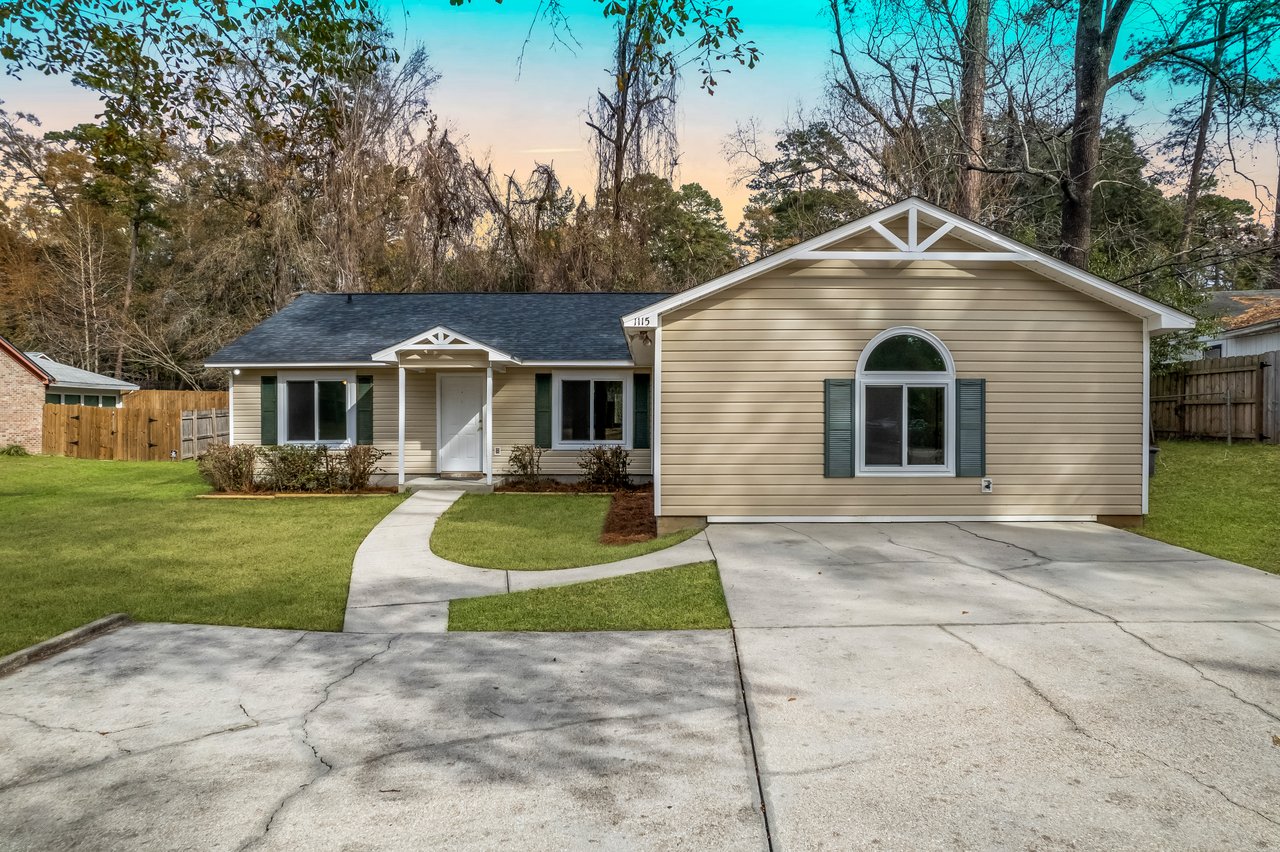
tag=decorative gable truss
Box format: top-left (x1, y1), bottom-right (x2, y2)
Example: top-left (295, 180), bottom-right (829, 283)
top-left (370, 325), bottom-right (519, 364)
top-left (622, 197), bottom-right (1196, 337)
top-left (797, 205), bottom-right (1029, 263)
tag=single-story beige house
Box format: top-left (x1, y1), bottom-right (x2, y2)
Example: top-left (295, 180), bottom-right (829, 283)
top-left (206, 198), bottom-right (1194, 526)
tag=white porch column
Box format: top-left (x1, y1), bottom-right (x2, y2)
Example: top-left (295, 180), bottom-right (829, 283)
top-left (484, 365), bottom-right (494, 485)
top-left (397, 365), bottom-right (406, 486)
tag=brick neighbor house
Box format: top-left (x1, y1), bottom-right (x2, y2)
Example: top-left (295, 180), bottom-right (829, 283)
top-left (0, 336), bottom-right (139, 453)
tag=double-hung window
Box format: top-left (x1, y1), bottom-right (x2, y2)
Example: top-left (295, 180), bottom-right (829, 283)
top-left (856, 328), bottom-right (954, 475)
top-left (281, 376), bottom-right (352, 444)
top-left (552, 373), bottom-right (630, 449)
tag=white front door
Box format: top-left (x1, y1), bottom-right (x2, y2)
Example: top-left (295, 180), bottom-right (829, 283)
top-left (438, 374), bottom-right (485, 472)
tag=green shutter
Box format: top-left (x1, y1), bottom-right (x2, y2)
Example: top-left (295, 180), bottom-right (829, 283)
top-left (356, 375), bottom-right (374, 445)
top-left (633, 373), bottom-right (651, 449)
top-left (824, 378), bottom-right (855, 478)
top-left (534, 373), bottom-right (552, 449)
top-left (956, 378), bottom-right (986, 477)
top-left (261, 376), bottom-right (278, 446)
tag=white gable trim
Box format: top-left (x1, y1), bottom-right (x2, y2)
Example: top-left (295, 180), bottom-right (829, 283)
top-left (371, 325), bottom-right (520, 363)
top-left (621, 197), bottom-right (1195, 333)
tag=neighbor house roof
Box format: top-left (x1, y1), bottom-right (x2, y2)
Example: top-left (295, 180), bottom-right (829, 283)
top-left (25, 352), bottom-right (140, 391)
top-left (622, 197), bottom-right (1197, 334)
top-left (0, 335), bottom-right (52, 384)
top-left (205, 292), bottom-right (671, 366)
top-left (1203, 290), bottom-right (1280, 335)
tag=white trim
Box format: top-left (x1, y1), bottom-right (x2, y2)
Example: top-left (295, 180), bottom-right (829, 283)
top-left (870, 221), bottom-right (910, 252)
top-left (549, 370), bottom-right (633, 450)
top-left (620, 197), bottom-right (1196, 332)
top-left (708, 515), bottom-right (1098, 523)
top-left (484, 366), bottom-right (494, 486)
top-left (228, 372), bottom-right (236, 445)
top-left (1142, 317), bottom-right (1150, 516)
top-left (795, 250), bottom-right (1029, 262)
top-left (855, 327), bottom-right (956, 377)
top-left (397, 366), bottom-right (406, 486)
top-left (275, 370), bottom-right (357, 446)
top-left (205, 362), bottom-right (383, 369)
top-left (855, 327), bottom-right (955, 476)
top-left (653, 322), bottom-right (662, 516)
top-left (916, 220), bottom-right (954, 251)
top-left (522, 359), bottom-right (637, 367)
top-left (371, 325), bottom-right (518, 363)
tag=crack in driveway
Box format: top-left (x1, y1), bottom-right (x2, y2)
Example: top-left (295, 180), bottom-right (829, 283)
top-left (937, 625), bottom-right (1280, 830)
top-left (238, 635), bottom-right (398, 852)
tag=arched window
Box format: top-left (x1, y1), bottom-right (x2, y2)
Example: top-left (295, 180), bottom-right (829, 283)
top-left (856, 328), bottom-right (954, 474)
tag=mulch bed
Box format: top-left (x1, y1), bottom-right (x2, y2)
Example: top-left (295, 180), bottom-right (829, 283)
top-left (600, 488), bottom-right (657, 544)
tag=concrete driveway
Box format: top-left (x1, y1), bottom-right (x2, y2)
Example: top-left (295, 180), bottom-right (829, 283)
top-left (0, 625), bottom-right (765, 851)
top-left (709, 521), bottom-right (1280, 850)
top-left (2, 521), bottom-right (1278, 850)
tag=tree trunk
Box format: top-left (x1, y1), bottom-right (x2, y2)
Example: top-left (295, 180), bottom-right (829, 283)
top-left (956, 0), bottom-right (990, 219)
top-left (1060, 0), bottom-right (1114, 270)
top-left (1178, 2), bottom-right (1230, 255)
top-left (1272, 153), bottom-right (1280, 289)
top-left (114, 217), bottom-right (140, 378)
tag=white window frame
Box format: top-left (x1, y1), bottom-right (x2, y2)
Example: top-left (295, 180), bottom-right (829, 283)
top-left (855, 327), bottom-right (955, 477)
top-left (551, 371), bottom-right (633, 450)
top-left (277, 370), bottom-right (357, 447)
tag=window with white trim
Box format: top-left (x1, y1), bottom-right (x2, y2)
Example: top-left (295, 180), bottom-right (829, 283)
top-left (280, 375), bottom-right (354, 444)
top-left (552, 373), bottom-right (631, 449)
top-left (856, 328), bottom-right (954, 475)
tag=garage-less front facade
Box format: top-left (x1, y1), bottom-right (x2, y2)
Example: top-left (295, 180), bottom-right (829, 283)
top-left (207, 198), bottom-right (1194, 526)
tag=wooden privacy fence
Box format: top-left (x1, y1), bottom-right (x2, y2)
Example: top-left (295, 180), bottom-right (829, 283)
top-left (43, 404), bottom-right (229, 461)
top-left (1151, 351), bottom-right (1279, 444)
top-left (123, 389), bottom-right (228, 411)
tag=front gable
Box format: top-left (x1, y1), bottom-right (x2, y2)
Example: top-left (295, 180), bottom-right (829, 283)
top-left (622, 198), bottom-right (1194, 360)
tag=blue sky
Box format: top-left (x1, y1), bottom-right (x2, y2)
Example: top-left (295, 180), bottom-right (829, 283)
top-left (5, 0), bottom-right (1276, 226)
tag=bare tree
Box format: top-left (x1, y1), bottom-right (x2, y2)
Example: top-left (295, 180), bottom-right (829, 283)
top-left (586, 0), bottom-right (680, 225)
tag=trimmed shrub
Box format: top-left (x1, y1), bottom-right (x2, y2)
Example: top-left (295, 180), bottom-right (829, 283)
top-left (254, 444), bottom-right (387, 492)
top-left (197, 443), bottom-right (258, 492)
top-left (340, 445), bottom-right (387, 491)
top-left (257, 445), bottom-right (327, 492)
top-left (507, 443), bottom-right (544, 482)
top-left (578, 445), bottom-right (632, 490)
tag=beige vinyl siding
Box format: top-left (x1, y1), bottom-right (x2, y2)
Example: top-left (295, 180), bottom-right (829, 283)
top-left (493, 368), bottom-right (652, 476)
top-left (230, 370), bottom-right (263, 444)
top-left (228, 365), bottom-right (651, 477)
top-left (659, 262), bottom-right (1144, 518)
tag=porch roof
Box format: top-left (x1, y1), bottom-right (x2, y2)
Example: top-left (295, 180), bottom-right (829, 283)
top-left (205, 292), bottom-right (668, 367)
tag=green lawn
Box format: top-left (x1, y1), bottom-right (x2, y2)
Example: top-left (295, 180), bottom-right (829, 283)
top-left (1140, 440), bottom-right (1280, 574)
top-left (430, 492), bottom-right (698, 570)
top-left (448, 562), bottom-right (730, 631)
top-left (0, 455), bottom-right (404, 656)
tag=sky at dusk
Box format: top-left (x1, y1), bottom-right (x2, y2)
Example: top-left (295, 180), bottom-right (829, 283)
top-left (3, 0), bottom-right (1277, 227)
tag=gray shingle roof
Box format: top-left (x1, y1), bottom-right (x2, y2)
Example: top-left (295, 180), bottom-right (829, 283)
top-left (26, 353), bottom-right (139, 391)
top-left (205, 292), bottom-right (670, 365)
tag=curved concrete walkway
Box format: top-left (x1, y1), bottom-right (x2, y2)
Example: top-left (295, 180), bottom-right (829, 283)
top-left (343, 490), bottom-right (713, 634)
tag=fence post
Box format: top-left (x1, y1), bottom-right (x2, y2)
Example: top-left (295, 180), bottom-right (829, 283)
top-left (1226, 387), bottom-right (1232, 446)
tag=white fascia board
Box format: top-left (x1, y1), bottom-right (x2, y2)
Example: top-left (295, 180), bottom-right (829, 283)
top-left (621, 196), bottom-right (1196, 332)
top-left (204, 361), bottom-right (388, 369)
top-left (707, 515), bottom-right (1098, 523)
top-left (796, 250), bottom-right (1030, 262)
top-left (370, 325), bottom-right (519, 363)
top-left (521, 359), bottom-right (637, 367)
